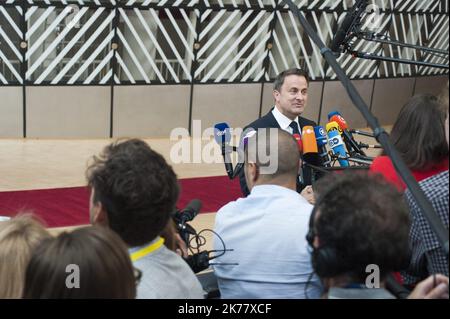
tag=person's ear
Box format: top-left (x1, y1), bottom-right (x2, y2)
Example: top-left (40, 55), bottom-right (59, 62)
top-left (273, 90), bottom-right (281, 103)
top-left (91, 201), bottom-right (109, 226)
top-left (249, 163), bottom-right (260, 184)
top-left (313, 235), bottom-right (320, 249)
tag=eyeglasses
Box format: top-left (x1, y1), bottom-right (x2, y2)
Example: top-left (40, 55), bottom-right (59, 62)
top-left (133, 267), bottom-right (142, 286)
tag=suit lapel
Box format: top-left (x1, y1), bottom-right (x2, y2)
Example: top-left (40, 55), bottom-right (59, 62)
top-left (265, 110), bottom-right (282, 129)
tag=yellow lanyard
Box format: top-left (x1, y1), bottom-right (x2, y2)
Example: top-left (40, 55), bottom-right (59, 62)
top-left (130, 237), bottom-right (165, 262)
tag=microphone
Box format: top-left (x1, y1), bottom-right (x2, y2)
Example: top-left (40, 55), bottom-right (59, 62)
top-left (314, 126), bottom-right (331, 167)
top-left (329, 113), bottom-right (366, 156)
top-left (326, 122), bottom-right (349, 167)
top-left (327, 111), bottom-right (341, 120)
top-left (214, 123), bottom-right (233, 179)
top-left (173, 199), bottom-right (202, 246)
top-left (230, 128), bottom-right (257, 179)
top-left (325, 121), bottom-right (344, 138)
top-left (292, 133), bottom-right (303, 154)
top-left (330, 12), bottom-right (355, 55)
top-left (330, 0), bottom-right (368, 56)
top-left (292, 133), bottom-right (305, 185)
top-left (301, 126), bottom-right (321, 167)
top-left (173, 199), bottom-right (202, 225)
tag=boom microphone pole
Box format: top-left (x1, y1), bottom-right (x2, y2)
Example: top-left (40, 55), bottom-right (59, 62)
top-left (282, 0), bottom-right (449, 256)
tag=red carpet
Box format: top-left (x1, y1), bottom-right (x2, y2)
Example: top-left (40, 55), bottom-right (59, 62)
top-left (0, 176), bottom-right (242, 227)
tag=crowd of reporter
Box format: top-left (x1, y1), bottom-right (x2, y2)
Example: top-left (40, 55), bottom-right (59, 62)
top-left (0, 71), bottom-right (448, 300)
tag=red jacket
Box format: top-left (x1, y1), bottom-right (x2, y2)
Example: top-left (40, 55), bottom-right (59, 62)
top-left (370, 156), bottom-right (449, 191)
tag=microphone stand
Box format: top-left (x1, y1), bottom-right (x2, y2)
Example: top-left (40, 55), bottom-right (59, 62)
top-left (340, 9), bottom-right (449, 69)
top-left (282, 0), bottom-right (449, 256)
top-left (349, 50), bottom-right (449, 70)
top-left (357, 31), bottom-right (449, 56)
top-left (350, 129), bottom-right (375, 138)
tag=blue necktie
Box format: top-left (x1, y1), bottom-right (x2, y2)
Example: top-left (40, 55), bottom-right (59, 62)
top-left (289, 121), bottom-right (301, 136)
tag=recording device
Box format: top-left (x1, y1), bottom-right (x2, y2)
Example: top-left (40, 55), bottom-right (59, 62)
top-left (329, 112), bottom-right (366, 156)
top-left (213, 123), bottom-right (253, 180)
top-left (301, 126), bottom-right (321, 167)
top-left (292, 133), bottom-right (304, 184)
top-left (332, 0), bottom-right (449, 69)
top-left (173, 199), bottom-right (235, 274)
top-left (326, 124), bottom-right (350, 167)
top-left (327, 111), bottom-right (341, 120)
top-left (173, 199), bottom-right (202, 245)
top-left (314, 126), bottom-right (332, 167)
top-left (292, 133), bottom-right (303, 154)
top-left (214, 123), bottom-right (234, 179)
top-left (325, 121), bottom-right (344, 137)
top-left (330, 0), bottom-right (368, 56)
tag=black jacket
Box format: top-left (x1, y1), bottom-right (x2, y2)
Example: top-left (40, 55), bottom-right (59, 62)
top-left (238, 110), bottom-right (320, 196)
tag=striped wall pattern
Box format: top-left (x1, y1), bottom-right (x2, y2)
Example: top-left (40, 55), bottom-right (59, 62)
top-left (0, 0), bottom-right (448, 85)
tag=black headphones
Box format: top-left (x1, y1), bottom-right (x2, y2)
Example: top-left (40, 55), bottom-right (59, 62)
top-left (306, 183), bottom-right (347, 279)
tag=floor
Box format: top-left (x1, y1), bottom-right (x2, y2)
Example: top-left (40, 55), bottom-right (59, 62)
top-left (0, 131), bottom-right (383, 250)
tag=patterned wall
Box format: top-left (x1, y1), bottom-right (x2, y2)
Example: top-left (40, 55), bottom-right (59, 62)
top-left (0, 0), bottom-right (448, 85)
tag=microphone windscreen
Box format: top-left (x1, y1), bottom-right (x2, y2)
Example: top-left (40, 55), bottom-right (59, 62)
top-left (330, 114), bottom-right (349, 130)
top-left (330, 12), bottom-right (355, 53)
top-left (327, 111), bottom-right (341, 120)
top-left (214, 122), bottom-right (231, 144)
top-left (185, 199), bottom-right (202, 215)
top-left (301, 126), bottom-right (318, 154)
top-left (327, 129), bottom-right (349, 167)
top-left (313, 126), bottom-right (327, 147)
top-left (326, 121), bottom-right (343, 135)
top-left (292, 133), bottom-right (303, 154)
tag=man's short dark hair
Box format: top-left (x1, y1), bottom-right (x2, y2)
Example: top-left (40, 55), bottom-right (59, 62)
top-left (273, 68), bottom-right (310, 92)
top-left (312, 172), bottom-right (411, 281)
top-left (86, 139), bottom-right (179, 247)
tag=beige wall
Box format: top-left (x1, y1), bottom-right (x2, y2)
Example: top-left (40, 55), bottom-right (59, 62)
top-left (371, 78), bottom-right (415, 126)
top-left (1, 75), bottom-right (447, 138)
top-left (113, 85), bottom-right (190, 138)
top-left (321, 80), bottom-right (374, 129)
top-left (191, 84), bottom-right (261, 131)
top-left (414, 75), bottom-right (448, 96)
top-left (26, 86), bottom-right (110, 138)
top-left (0, 87), bottom-right (22, 138)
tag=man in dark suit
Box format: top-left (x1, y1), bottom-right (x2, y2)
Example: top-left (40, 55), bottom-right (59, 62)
top-left (239, 68), bottom-right (320, 196)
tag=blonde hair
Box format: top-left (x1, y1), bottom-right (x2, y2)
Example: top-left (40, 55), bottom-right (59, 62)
top-left (0, 214), bottom-right (50, 298)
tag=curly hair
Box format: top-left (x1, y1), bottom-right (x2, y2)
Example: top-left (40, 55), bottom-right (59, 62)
top-left (86, 139), bottom-right (179, 247)
top-left (312, 172), bottom-right (411, 281)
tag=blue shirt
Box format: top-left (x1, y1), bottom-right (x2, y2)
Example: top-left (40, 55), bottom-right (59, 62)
top-left (213, 184), bottom-right (322, 299)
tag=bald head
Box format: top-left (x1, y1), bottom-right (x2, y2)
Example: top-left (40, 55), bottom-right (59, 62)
top-left (244, 128), bottom-right (301, 189)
